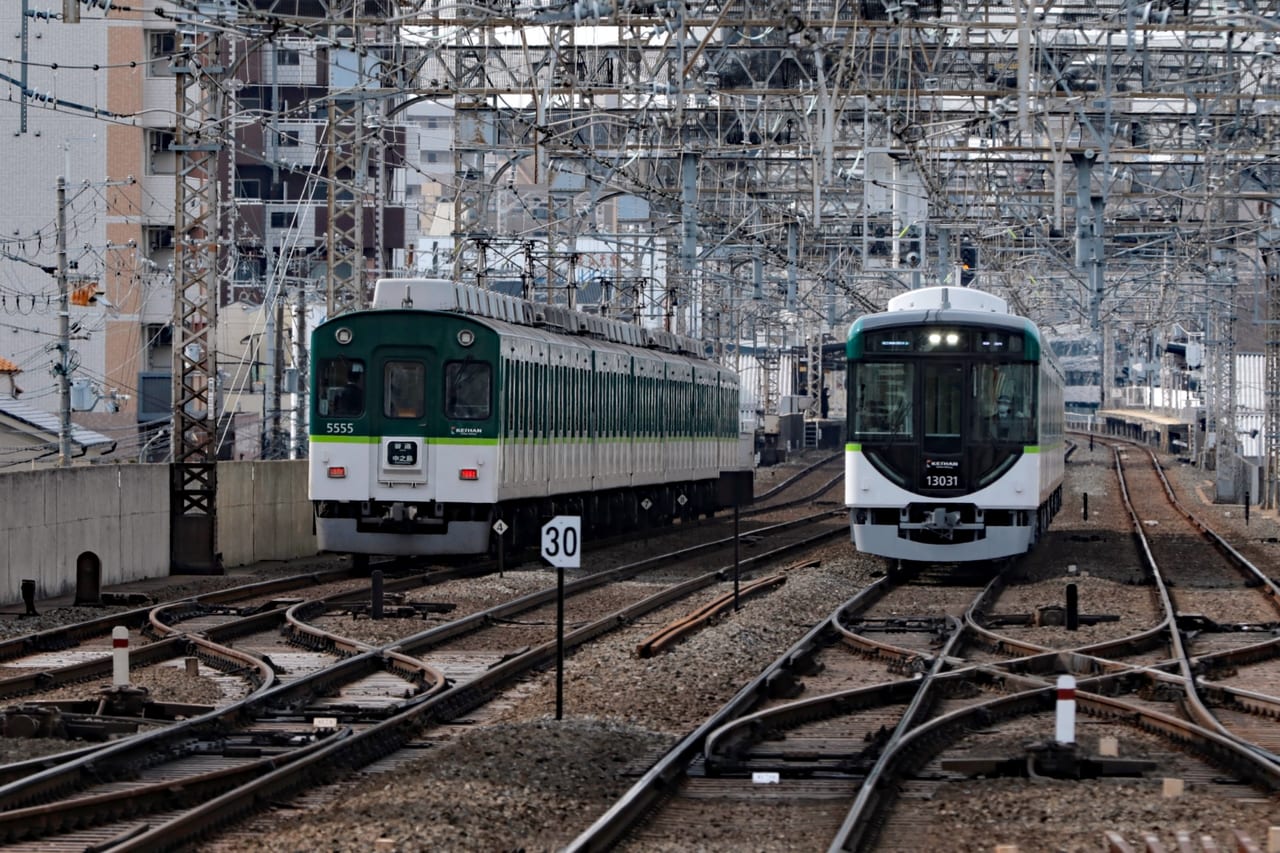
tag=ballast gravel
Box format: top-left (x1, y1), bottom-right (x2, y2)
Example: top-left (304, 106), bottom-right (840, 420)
top-left (9, 449), bottom-right (1280, 851)
top-left (207, 448), bottom-right (1280, 852)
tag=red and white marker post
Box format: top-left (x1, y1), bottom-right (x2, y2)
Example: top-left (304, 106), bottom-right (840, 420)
top-left (1055, 674), bottom-right (1076, 744)
top-left (112, 626), bottom-right (130, 687)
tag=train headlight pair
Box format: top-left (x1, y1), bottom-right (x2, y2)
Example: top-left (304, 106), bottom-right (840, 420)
top-left (927, 331), bottom-right (960, 346)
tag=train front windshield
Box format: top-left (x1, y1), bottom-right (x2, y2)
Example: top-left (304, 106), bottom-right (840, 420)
top-left (848, 325), bottom-right (1036, 494)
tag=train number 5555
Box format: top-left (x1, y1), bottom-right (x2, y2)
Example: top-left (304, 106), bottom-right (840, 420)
top-left (324, 422), bottom-right (355, 434)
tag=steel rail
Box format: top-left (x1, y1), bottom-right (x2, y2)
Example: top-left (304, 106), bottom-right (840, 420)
top-left (634, 572), bottom-right (790, 658)
top-left (752, 450), bottom-right (843, 503)
top-left (105, 518), bottom-right (850, 852)
top-left (0, 727), bottom-right (351, 843)
top-left (1111, 445), bottom-right (1280, 761)
top-left (0, 567), bottom-right (359, 664)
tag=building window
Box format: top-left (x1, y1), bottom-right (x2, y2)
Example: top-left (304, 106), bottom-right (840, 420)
top-left (145, 226), bottom-right (174, 254)
top-left (276, 48), bottom-right (300, 66)
top-left (147, 31), bottom-right (176, 77)
top-left (234, 178), bottom-right (261, 199)
top-left (270, 211), bottom-right (296, 229)
top-left (147, 129), bottom-right (176, 175)
top-left (276, 129), bottom-right (299, 147)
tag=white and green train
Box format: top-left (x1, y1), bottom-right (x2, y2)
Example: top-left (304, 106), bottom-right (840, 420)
top-left (309, 278), bottom-right (753, 558)
top-left (845, 286), bottom-right (1066, 565)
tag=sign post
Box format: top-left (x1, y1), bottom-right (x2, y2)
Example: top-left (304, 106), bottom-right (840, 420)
top-left (493, 518), bottom-right (508, 578)
top-left (541, 515), bottom-right (581, 720)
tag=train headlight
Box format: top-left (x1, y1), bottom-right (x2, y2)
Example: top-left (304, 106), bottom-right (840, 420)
top-left (457, 329), bottom-right (475, 347)
top-left (928, 333), bottom-right (941, 345)
top-left (945, 332), bottom-right (959, 345)
top-left (334, 327), bottom-right (353, 345)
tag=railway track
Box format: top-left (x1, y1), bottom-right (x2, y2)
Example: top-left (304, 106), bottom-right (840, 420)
top-left (0, 475), bottom-right (847, 851)
top-left (563, 438), bottom-right (1280, 851)
top-left (17, 447), bottom-right (1277, 850)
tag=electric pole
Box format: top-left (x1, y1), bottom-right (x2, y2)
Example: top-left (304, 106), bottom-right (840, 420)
top-left (56, 175), bottom-right (71, 467)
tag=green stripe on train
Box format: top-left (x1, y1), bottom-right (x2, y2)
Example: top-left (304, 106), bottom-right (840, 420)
top-left (311, 435), bottom-right (499, 446)
top-left (847, 442), bottom-right (1055, 454)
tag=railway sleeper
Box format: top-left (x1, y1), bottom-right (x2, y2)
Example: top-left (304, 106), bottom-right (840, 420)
top-left (941, 740), bottom-right (1158, 780)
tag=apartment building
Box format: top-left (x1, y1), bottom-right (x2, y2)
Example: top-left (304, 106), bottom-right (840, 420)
top-left (1, 2), bottom-right (410, 465)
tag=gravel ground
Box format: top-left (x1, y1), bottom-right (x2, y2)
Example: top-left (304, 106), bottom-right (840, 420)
top-left (204, 448), bottom-right (1280, 852)
top-left (7, 448), bottom-right (1279, 851)
top-left (209, 536), bottom-right (880, 853)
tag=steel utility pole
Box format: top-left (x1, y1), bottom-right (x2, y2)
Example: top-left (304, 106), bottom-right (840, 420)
top-left (170, 2), bottom-right (229, 574)
top-left (55, 175), bottom-right (71, 467)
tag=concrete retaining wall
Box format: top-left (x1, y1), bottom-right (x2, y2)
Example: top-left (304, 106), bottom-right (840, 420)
top-left (0, 460), bottom-right (317, 606)
top-left (217, 461), bottom-right (316, 566)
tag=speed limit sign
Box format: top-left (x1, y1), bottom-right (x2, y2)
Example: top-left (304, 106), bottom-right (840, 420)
top-left (541, 516), bottom-right (581, 568)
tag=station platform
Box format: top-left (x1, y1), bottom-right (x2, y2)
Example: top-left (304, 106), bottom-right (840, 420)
top-left (1095, 408), bottom-right (1191, 456)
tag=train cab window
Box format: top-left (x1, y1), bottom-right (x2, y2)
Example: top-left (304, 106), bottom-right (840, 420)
top-left (851, 363), bottom-right (913, 437)
top-left (384, 361), bottom-right (425, 419)
top-left (972, 363), bottom-right (1034, 442)
top-left (922, 362), bottom-right (964, 451)
top-left (317, 357), bottom-right (366, 417)
top-left (445, 360), bottom-right (492, 420)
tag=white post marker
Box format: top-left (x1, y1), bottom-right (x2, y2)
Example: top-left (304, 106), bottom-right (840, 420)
top-left (112, 626), bottom-right (129, 687)
top-left (1055, 674), bottom-right (1076, 744)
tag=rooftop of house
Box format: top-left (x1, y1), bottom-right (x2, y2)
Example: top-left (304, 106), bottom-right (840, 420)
top-left (0, 392), bottom-right (116, 466)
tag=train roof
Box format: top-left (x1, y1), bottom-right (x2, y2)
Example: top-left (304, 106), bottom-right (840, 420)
top-left (850, 286), bottom-right (1040, 339)
top-left (367, 278), bottom-right (710, 360)
top-left (886, 286), bottom-right (1007, 314)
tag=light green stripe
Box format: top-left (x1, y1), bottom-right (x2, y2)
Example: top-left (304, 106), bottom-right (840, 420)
top-left (311, 435), bottom-right (498, 446)
top-left (847, 442), bottom-right (1057, 454)
top-left (312, 435), bottom-right (728, 446)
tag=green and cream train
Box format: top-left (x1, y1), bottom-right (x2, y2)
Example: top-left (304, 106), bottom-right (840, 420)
top-left (309, 278), bottom-right (753, 558)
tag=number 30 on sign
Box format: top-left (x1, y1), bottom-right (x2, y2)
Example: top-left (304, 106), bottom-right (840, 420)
top-left (540, 516), bottom-right (581, 568)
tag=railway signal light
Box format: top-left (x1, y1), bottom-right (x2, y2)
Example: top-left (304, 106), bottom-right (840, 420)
top-left (960, 245), bottom-right (978, 286)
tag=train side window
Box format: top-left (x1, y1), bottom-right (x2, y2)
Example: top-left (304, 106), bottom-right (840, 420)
top-left (384, 361), bottom-right (425, 419)
top-left (444, 360), bottom-right (492, 420)
top-left (505, 362), bottom-right (516, 436)
top-left (317, 357), bottom-right (366, 417)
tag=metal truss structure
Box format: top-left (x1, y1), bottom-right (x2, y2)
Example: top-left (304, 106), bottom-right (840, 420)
top-left (170, 1), bottom-right (230, 573)
top-left (174, 0), bottom-right (1280, 504)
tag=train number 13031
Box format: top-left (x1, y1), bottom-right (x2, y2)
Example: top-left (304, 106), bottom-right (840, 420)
top-left (925, 474), bottom-right (959, 488)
